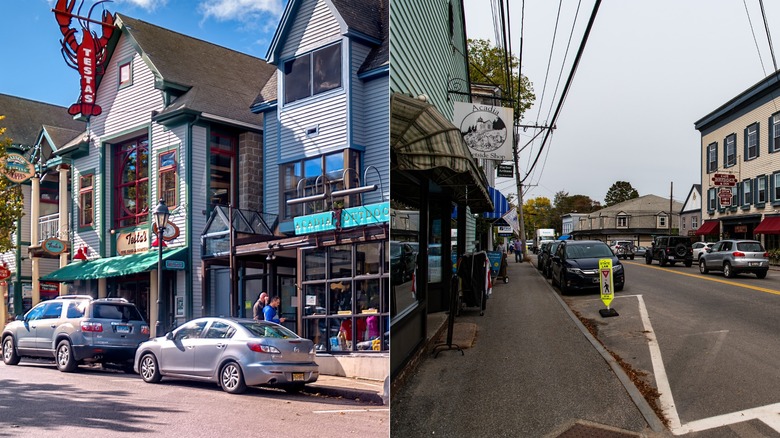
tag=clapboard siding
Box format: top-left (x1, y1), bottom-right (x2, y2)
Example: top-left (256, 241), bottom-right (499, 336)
top-left (263, 108), bottom-right (280, 216)
top-left (360, 77), bottom-right (389, 204)
top-left (190, 124), bottom-right (208, 316)
top-left (281, 0), bottom-right (342, 59)
top-left (38, 258), bottom-right (60, 277)
top-left (279, 92), bottom-right (348, 162)
top-left (349, 42), bottom-right (371, 147)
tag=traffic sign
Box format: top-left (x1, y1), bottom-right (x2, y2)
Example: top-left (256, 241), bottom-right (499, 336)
top-left (0, 266), bottom-right (10, 281)
top-left (718, 188), bottom-right (732, 207)
top-left (712, 173), bottom-right (737, 187)
top-left (599, 258), bottom-right (614, 308)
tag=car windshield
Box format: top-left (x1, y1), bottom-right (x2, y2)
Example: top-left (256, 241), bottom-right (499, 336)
top-left (565, 243), bottom-right (614, 258)
top-left (737, 242), bottom-right (764, 252)
top-left (92, 303), bottom-right (145, 321)
top-left (238, 321), bottom-right (300, 339)
top-left (390, 244), bottom-right (402, 257)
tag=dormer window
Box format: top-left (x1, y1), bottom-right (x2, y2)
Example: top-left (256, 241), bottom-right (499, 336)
top-left (616, 213), bottom-right (629, 228)
top-left (283, 43), bottom-right (342, 104)
top-left (657, 214), bottom-right (668, 229)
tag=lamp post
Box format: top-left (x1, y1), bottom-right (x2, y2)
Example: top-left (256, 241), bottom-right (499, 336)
top-left (153, 199), bottom-right (170, 337)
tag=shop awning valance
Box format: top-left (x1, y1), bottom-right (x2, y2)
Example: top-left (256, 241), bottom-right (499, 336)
top-left (391, 93), bottom-right (493, 213)
top-left (484, 186), bottom-right (509, 220)
top-left (754, 216), bottom-right (780, 234)
top-left (695, 220), bottom-right (720, 236)
top-left (40, 247), bottom-right (188, 282)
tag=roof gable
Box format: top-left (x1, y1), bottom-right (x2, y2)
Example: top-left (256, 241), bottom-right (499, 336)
top-left (681, 184), bottom-right (702, 213)
top-left (590, 194), bottom-right (682, 216)
top-left (0, 94), bottom-right (85, 148)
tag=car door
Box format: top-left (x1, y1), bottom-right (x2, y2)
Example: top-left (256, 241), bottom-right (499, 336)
top-left (192, 320), bottom-right (235, 377)
top-left (709, 241), bottom-right (727, 268)
top-left (16, 303), bottom-right (45, 352)
top-left (159, 320), bottom-right (207, 375)
top-left (34, 301), bottom-right (64, 351)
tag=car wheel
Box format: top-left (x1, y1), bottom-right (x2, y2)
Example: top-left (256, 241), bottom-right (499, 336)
top-left (723, 262), bottom-right (734, 278)
top-left (630, 255), bottom-right (634, 260)
top-left (616, 282), bottom-right (624, 292)
top-left (56, 340), bottom-right (77, 372)
top-left (699, 260), bottom-right (709, 274)
top-left (140, 353), bottom-right (162, 383)
top-left (558, 272), bottom-right (569, 295)
top-left (645, 254), bottom-right (652, 265)
top-left (660, 256), bottom-right (667, 267)
top-left (684, 260), bottom-right (692, 268)
top-left (756, 270), bottom-right (768, 279)
top-left (2, 336), bottom-right (19, 366)
top-left (220, 361), bottom-right (247, 394)
top-left (675, 243), bottom-right (688, 257)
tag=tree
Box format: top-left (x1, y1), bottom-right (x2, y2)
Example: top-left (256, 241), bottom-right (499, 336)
top-left (604, 181), bottom-right (639, 207)
top-left (0, 115), bottom-right (24, 253)
top-left (468, 38), bottom-right (535, 121)
top-left (522, 196), bottom-right (554, 237)
top-left (550, 191), bottom-right (601, 232)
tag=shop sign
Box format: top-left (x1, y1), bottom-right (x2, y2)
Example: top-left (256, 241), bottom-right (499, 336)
top-left (0, 266), bottom-right (10, 281)
top-left (152, 222), bottom-right (181, 241)
top-left (454, 102), bottom-right (514, 161)
top-left (497, 164), bottom-right (513, 178)
top-left (117, 229), bottom-right (149, 255)
top-left (712, 173), bottom-right (737, 187)
top-left (734, 225), bottom-right (748, 233)
top-left (294, 201), bottom-right (390, 235)
top-left (495, 225), bottom-right (513, 236)
top-left (2, 152), bottom-right (35, 184)
top-left (164, 260), bottom-right (185, 270)
top-left (41, 282), bottom-right (59, 298)
top-left (42, 238), bottom-right (68, 255)
top-left (718, 188), bottom-right (732, 207)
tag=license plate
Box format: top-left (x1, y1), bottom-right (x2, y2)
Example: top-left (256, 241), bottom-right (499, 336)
top-left (749, 262), bottom-right (760, 267)
top-left (292, 373), bottom-right (305, 382)
top-left (668, 256), bottom-right (675, 260)
top-left (115, 325), bottom-right (131, 334)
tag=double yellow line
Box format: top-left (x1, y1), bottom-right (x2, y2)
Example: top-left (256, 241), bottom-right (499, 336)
top-left (624, 260), bottom-right (780, 296)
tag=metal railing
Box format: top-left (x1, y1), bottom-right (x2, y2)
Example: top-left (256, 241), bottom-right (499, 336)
top-left (38, 213), bottom-right (60, 243)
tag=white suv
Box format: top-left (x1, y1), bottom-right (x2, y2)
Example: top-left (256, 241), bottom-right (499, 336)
top-left (692, 242), bottom-right (715, 260)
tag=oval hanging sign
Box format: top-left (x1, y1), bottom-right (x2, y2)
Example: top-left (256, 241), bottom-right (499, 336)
top-left (2, 152), bottom-right (35, 184)
top-left (0, 266), bottom-right (10, 281)
top-left (152, 222), bottom-right (180, 241)
top-left (42, 238), bottom-right (68, 255)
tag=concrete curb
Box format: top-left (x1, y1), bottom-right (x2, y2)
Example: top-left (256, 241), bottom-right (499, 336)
top-left (305, 384), bottom-right (385, 405)
top-left (542, 274), bottom-right (667, 433)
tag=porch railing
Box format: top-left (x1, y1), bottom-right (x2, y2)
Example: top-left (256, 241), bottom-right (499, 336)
top-left (38, 213), bottom-right (60, 244)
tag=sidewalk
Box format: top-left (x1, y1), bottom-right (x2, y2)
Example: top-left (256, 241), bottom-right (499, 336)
top-left (391, 259), bottom-right (670, 437)
top-left (305, 375), bottom-right (387, 405)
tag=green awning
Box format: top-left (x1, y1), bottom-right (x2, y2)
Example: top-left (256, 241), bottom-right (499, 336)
top-left (40, 247), bottom-right (188, 282)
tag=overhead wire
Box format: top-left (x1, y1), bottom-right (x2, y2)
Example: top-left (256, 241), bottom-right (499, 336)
top-left (521, 0), bottom-right (602, 184)
top-left (744, 0), bottom-right (768, 76)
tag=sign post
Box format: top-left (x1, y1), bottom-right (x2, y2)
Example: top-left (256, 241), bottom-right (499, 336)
top-left (598, 258), bottom-right (619, 317)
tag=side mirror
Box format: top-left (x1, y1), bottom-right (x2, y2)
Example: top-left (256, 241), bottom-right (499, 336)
top-left (166, 331), bottom-right (174, 340)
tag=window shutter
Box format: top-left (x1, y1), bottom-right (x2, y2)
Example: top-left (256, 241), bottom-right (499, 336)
top-left (744, 129), bottom-right (748, 159)
top-left (714, 143), bottom-right (718, 172)
top-left (771, 173), bottom-right (776, 202)
top-left (756, 122), bottom-right (761, 158)
top-left (770, 117), bottom-right (775, 152)
top-left (754, 177), bottom-right (759, 204)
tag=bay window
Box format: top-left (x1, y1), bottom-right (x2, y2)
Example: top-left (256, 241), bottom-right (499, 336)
top-left (114, 137), bottom-right (149, 228)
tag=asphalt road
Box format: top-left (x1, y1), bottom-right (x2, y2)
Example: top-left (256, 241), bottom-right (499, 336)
top-left (564, 259), bottom-right (780, 437)
top-left (0, 360), bottom-right (389, 437)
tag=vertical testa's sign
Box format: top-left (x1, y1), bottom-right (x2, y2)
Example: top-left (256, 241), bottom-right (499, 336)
top-left (53, 0), bottom-right (115, 117)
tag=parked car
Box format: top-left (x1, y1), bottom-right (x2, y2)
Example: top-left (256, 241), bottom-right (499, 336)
top-left (698, 239), bottom-right (769, 278)
top-left (634, 246), bottom-right (648, 257)
top-left (551, 240), bottom-right (625, 295)
top-left (542, 241), bottom-right (561, 279)
top-left (610, 240), bottom-right (635, 260)
top-left (692, 242), bottom-right (715, 261)
top-left (536, 241), bottom-right (553, 271)
top-left (134, 317), bottom-right (319, 394)
top-left (2, 295), bottom-right (149, 372)
top-left (390, 241), bottom-right (416, 283)
top-left (645, 235), bottom-right (693, 267)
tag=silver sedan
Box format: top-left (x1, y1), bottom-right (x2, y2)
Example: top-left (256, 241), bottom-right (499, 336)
top-left (134, 317), bottom-right (319, 394)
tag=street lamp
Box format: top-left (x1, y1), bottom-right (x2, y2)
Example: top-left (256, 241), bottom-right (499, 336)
top-left (153, 198), bottom-right (170, 337)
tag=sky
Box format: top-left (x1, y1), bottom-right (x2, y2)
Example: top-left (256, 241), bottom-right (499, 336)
top-left (0, 0), bottom-right (287, 107)
top-left (463, 0), bottom-right (780, 206)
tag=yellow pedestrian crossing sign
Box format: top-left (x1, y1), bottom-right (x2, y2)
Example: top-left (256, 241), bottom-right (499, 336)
top-left (599, 258), bottom-right (614, 308)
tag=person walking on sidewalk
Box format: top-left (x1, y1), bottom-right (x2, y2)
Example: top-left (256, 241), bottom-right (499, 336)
top-left (513, 240), bottom-right (523, 262)
top-left (253, 292), bottom-right (268, 320)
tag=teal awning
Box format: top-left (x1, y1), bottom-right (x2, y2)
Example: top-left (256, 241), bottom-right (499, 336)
top-left (40, 247), bottom-right (188, 282)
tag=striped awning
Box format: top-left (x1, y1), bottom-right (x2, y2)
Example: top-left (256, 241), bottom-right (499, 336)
top-left (484, 186), bottom-right (509, 219)
top-left (40, 247), bottom-right (188, 282)
top-left (390, 93), bottom-right (493, 213)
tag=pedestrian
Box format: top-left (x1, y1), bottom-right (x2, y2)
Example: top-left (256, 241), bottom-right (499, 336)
top-left (496, 240), bottom-right (505, 254)
top-left (514, 240), bottom-right (522, 263)
top-left (253, 292), bottom-right (268, 321)
top-left (263, 296), bottom-right (286, 324)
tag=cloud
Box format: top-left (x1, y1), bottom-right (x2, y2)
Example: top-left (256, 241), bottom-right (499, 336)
top-left (198, 0), bottom-right (283, 23)
top-left (114, 0), bottom-right (169, 11)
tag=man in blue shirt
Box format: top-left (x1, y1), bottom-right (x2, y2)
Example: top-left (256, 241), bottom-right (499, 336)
top-left (263, 296), bottom-right (286, 324)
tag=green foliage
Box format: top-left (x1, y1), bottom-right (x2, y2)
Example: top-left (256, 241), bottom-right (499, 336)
top-left (604, 181), bottom-right (639, 207)
top-left (522, 197), bottom-right (554, 237)
top-left (0, 115), bottom-right (24, 253)
top-left (467, 38), bottom-right (535, 121)
top-left (550, 191), bottom-right (602, 232)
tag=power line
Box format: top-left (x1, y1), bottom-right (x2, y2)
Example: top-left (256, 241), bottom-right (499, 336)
top-left (522, 0), bottom-right (602, 184)
top-left (744, 0), bottom-right (768, 76)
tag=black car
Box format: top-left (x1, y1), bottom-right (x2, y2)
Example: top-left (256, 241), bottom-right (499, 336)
top-left (551, 240), bottom-right (625, 295)
top-left (645, 235), bottom-right (693, 267)
top-left (542, 241), bottom-right (561, 279)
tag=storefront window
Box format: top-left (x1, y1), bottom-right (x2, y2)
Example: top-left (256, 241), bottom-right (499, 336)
top-left (114, 137), bottom-right (149, 228)
top-left (79, 174), bottom-right (94, 228)
top-left (209, 131), bottom-right (235, 207)
top-left (158, 150), bottom-right (177, 209)
top-left (280, 150), bottom-right (360, 219)
top-left (300, 240), bottom-right (389, 353)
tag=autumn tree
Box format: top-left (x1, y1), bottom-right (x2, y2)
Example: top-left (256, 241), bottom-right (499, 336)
top-left (468, 38), bottom-right (535, 121)
top-left (604, 181), bottom-right (639, 207)
top-left (523, 196), bottom-right (554, 237)
top-left (548, 191), bottom-right (601, 231)
top-left (0, 115), bottom-right (24, 253)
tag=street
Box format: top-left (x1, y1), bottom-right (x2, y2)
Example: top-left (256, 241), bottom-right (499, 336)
top-left (562, 259), bottom-right (780, 436)
top-left (0, 361), bottom-right (388, 437)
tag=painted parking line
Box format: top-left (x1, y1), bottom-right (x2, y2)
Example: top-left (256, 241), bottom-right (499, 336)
top-left (313, 408), bottom-right (389, 414)
top-left (624, 261), bottom-right (780, 296)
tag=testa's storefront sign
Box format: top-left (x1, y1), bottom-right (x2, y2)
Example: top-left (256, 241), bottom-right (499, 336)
top-left (294, 202), bottom-right (391, 235)
top-left (117, 229), bottom-right (150, 255)
top-left (2, 153), bottom-right (35, 184)
top-left (42, 238), bottom-right (68, 255)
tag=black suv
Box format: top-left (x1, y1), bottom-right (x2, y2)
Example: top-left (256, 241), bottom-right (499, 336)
top-left (2, 296), bottom-right (150, 372)
top-left (645, 236), bottom-right (693, 267)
